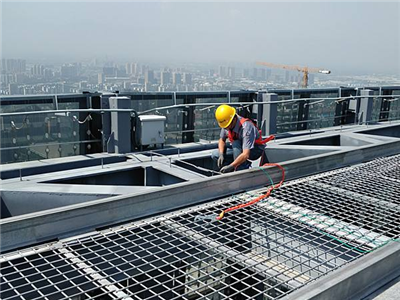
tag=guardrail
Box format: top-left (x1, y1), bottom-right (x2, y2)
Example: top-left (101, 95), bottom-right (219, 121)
top-left (1, 87), bottom-right (399, 164)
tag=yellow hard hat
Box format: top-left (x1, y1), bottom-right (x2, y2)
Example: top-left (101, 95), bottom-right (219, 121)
top-left (215, 104), bottom-right (236, 128)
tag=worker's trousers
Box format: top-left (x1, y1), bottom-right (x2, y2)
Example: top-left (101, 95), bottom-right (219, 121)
top-left (211, 140), bottom-right (266, 171)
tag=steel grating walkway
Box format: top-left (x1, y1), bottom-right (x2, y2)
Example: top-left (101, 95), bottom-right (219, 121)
top-left (1, 154), bottom-right (400, 300)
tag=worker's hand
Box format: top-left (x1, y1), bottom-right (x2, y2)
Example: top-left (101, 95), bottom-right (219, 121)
top-left (217, 153), bottom-right (225, 168)
top-left (220, 165), bottom-right (234, 174)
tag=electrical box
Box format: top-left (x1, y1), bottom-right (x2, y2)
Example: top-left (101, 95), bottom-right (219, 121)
top-left (136, 115), bottom-right (166, 147)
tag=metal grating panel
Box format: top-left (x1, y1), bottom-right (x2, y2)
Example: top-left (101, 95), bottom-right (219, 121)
top-left (1, 154), bottom-right (400, 300)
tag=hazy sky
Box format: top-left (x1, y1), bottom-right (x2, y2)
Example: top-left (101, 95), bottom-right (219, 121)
top-left (1, 1), bottom-right (399, 74)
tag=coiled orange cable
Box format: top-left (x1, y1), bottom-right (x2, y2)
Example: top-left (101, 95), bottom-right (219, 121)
top-left (216, 163), bottom-right (285, 220)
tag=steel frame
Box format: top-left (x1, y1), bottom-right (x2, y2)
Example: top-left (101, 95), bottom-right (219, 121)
top-left (2, 154), bottom-right (400, 299)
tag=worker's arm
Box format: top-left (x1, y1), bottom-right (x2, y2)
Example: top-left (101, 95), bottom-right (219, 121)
top-left (218, 138), bottom-right (226, 154)
top-left (231, 148), bottom-right (250, 169)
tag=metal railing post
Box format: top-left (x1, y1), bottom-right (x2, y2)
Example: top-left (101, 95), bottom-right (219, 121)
top-left (261, 93), bottom-right (278, 136)
top-left (359, 90), bottom-right (374, 125)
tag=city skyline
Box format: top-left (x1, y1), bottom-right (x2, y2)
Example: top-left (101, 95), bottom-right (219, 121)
top-left (2, 2), bottom-right (399, 76)
top-left (1, 55), bottom-right (399, 96)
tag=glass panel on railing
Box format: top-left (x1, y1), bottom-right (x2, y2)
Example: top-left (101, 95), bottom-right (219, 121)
top-left (307, 98), bottom-right (337, 129)
top-left (0, 111), bottom-right (100, 163)
top-left (0, 98), bottom-right (54, 113)
top-left (162, 107), bottom-right (183, 145)
top-left (276, 94), bottom-right (296, 133)
top-left (194, 96), bottom-right (226, 142)
top-left (370, 97), bottom-right (383, 123)
top-left (388, 91), bottom-right (400, 122)
top-left (130, 94), bottom-right (177, 113)
top-left (57, 96), bottom-right (88, 110)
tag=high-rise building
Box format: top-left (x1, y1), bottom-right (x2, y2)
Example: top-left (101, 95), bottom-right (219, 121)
top-left (145, 70), bottom-right (155, 84)
top-left (125, 63), bottom-right (132, 75)
top-left (1, 59), bottom-right (26, 73)
top-left (14, 74), bottom-right (26, 84)
top-left (242, 69), bottom-right (249, 78)
top-left (161, 71), bottom-right (171, 85)
top-left (267, 69), bottom-right (272, 80)
top-left (260, 69), bottom-right (266, 80)
top-left (102, 67), bottom-right (116, 77)
top-left (228, 67), bottom-right (235, 79)
top-left (44, 69), bottom-right (53, 79)
top-left (124, 63), bottom-right (136, 75)
top-left (61, 64), bottom-right (78, 79)
top-left (183, 73), bottom-right (192, 85)
top-left (219, 66), bottom-right (226, 78)
top-left (141, 65), bottom-right (148, 76)
top-left (285, 70), bottom-right (290, 83)
top-left (8, 83), bottom-right (19, 95)
top-left (31, 64), bottom-right (45, 76)
top-left (123, 81), bottom-right (131, 90)
top-left (98, 73), bottom-right (104, 84)
top-left (79, 81), bottom-right (87, 90)
top-left (252, 68), bottom-right (258, 79)
top-left (173, 73), bottom-right (182, 85)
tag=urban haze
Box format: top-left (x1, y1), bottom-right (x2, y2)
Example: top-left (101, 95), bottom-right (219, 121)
top-left (1, 1), bottom-right (399, 95)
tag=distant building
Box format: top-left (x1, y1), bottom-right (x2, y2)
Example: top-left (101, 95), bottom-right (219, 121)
top-left (267, 69), bottom-right (272, 80)
top-left (61, 64), bottom-right (78, 79)
top-left (141, 65), bottom-right (148, 76)
top-left (242, 69), bottom-right (249, 78)
top-left (219, 66), bottom-right (226, 78)
top-left (79, 81), bottom-right (87, 90)
top-left (8, 83), bottom-right (19, 95)
top-left (173, 72), bottom-right (182, 85)
top-left (260, 69), bottom-right (266, 80)
top-left (161, 71), bottom-right (171, 85)
top-left (123, 81), bottom-right (131, 90)
top-left (252, 68), bottom-right (258, 79)
top-left (102, 67), bottom-right (117, 77)
top-left (98, 73), bottom-right (104, 84)
top-left (125, 63), bottom-right (132, 75)
top-left (183, 73), bottom-right (192, 85)
top-left (1, 59), bottom-right (26, 73)
top-left (31, 64), bottom-right (45, 76)
top-left (125, 63), bottom-right (136, 75)
top-left (14, 74), bottom-right (26, 84)
top-left (145, 70), bottom-right (155, 84)
top-left (228, 67), bottom-right (235, 79)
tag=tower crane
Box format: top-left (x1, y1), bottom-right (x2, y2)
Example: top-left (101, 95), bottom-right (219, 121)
top-left (256, 61), bottom-right (331, 88)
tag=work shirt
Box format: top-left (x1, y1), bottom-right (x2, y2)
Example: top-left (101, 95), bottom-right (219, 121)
top-left (220, 116), bottom-right (265, 151)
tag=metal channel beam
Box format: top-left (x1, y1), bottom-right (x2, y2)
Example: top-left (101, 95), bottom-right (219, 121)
top-left (1, 139), bottom-right (400, 252)
top-left (282, 242), bottom-right (400, 300)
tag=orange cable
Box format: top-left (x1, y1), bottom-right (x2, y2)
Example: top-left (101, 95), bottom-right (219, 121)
top-left (216, 163), bottom-right (285, 220)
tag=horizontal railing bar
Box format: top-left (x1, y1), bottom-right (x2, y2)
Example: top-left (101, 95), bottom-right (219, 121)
top-left (0, 95), bottom-right (398, 117)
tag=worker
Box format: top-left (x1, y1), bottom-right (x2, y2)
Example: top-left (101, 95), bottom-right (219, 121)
top-left (212, 104), bottom-right (267, 173)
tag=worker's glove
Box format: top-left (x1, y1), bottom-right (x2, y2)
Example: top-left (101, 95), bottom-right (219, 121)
top-left (220, 165), bottom-right (235, 174)
top-left (217, 153), bottom-right (225, 168)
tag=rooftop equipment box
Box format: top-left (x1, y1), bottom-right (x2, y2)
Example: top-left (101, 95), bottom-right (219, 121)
top-left (136, 115), bottom-right (166, 147)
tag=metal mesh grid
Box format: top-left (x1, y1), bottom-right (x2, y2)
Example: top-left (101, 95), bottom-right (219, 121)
top-left (315, 155), bottom-right (400, 202)
top-left (1, 154), bottom-right (400, 300)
